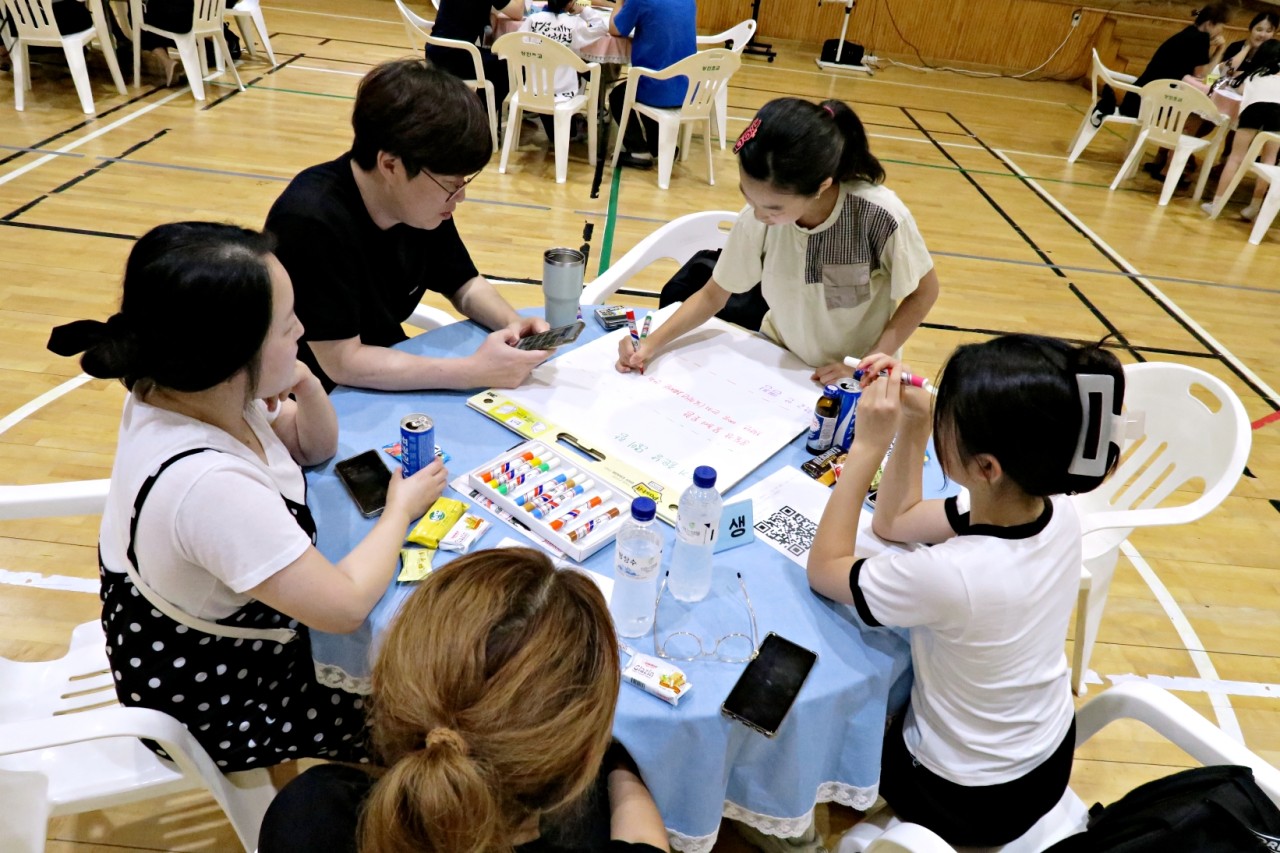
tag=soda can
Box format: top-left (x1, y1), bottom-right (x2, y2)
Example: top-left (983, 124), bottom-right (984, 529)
top-left (806, 384), bottom-right (841, 454)
top-left (834, 378), bottom-right (862, 451)
top-left (400, 414), bottom-right (435, 478)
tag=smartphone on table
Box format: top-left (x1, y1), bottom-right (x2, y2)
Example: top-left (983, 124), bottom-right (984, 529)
top-left (721, 632), bottom-right (819, 738)
top-left (514, 321), bottom-right (586, 351)
top-left (335, 450), bottom-right (392, 518)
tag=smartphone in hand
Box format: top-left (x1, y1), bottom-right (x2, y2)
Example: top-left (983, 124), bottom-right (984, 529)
top-left (514, 321), bottom-right (586, 351)
top-left (335, 450), bottom-right (392, 517)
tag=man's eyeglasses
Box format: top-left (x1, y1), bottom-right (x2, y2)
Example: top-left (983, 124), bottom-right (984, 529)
top-left (653, 572), bottom-right (759, 664)
top-left (423, 170), bottom-right (480, 203)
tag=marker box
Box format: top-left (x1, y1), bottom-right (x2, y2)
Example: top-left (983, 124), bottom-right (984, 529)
top-left (466, 439), bottom-right (627, 561)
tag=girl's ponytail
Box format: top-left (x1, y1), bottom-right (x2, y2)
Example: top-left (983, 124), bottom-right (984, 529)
top-left (822, 100), bottom-right (885, 185)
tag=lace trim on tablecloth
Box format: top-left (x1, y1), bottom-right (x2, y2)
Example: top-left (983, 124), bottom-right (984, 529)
top-left (314, 661), bottom-right (372, 695)
top-left (666, 783), bottom-right (880, 852)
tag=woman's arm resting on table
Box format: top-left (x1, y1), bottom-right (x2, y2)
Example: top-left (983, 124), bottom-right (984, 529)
top-left (616, 277), bottom-right (731, 372)
top-left (608, 765), bottom-right (670, 851)
top-left (247, 460), bottom-right (447, 633)
top-left (866, 267), bottom-right (939, 357)
top-left (269, 361), bottom-right (338, 467)
top-left (807, 369), bottom-right (905, 604)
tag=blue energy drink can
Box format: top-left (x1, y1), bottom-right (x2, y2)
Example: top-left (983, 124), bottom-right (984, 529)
top-left (834, 378), bottom-right (861, 451)
top-left (399, 414), bottom-right (435, 477)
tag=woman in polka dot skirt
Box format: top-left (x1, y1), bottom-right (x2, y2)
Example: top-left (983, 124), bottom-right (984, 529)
top-left (48, 222), bottom-right (448, 770)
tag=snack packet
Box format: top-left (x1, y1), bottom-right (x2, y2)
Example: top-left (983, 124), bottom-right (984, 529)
top-left (622, 652), bottom-right (692, 706)
top-left (407, 497), bottom-right (468, 548)
top-left (438, 513), bottom-right (492, 553)
top-left (397, 548), bottom-right (435, 582)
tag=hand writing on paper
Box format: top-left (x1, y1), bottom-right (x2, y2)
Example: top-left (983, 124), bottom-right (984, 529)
top-left (466, 330), bottom-right (550, 388)
top-left (386, 457), bottom-right (448, 522)
top-left (615, 336), bottom-right (653, 374)
top-left (810, 360), bottom-right (855, 386)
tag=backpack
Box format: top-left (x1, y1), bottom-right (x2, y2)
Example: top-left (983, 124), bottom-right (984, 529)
top-left (1045, 765), bottom-right (1280, 853)
top-left (658, 249), bottom-right (768, 332)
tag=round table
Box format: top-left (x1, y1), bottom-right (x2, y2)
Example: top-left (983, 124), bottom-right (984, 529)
top-left (305, 311), bottom-right (953, 852)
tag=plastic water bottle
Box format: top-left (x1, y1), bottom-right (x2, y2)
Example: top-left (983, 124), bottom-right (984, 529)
top-left (668, 466), bottom-right (721, 602)
top-left (611, 497), bottom-right (663, 637)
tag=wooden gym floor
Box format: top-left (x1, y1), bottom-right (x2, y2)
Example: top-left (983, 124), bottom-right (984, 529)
top-left (1, 0), bottom-right (1277, 849)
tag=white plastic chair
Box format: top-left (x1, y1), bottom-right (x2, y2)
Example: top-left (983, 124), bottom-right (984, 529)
top-left (0, 620), bottom-right (275, 852)
top-left (2, 0), bottom-right (127, 114)
top-left (492, 31), bottom-right (599, 184)
top-left (1108, 79), bottom-right (1227, 206)
top-left (1069, 362), bottom-right (1250, 695)
top-left (579, 209), bottom-right (737, 305)
top-left (393, 0), bottom-right (500, 150)
top-left (0, 479), bottom-right (110, 520)
top-left (227, 0), bottom-right (276, 66)
top-left (837, 682), bottom-right (1280, 852)
top-left (1067, 49), bottom-right (1142, 164)
top-left (695, 19), bottom-right (755, 149)
top-left (609, 48), bottom-right (741, 190)
top-left (1205, 129), bottom-right (1280, 244)
top-left (131, 0), bottom-right (244, 102)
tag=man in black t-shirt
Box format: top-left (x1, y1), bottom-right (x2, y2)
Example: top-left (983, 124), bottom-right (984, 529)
top-left (266, 60), bottom-right (549, 392)
top-left (427, 0), bottom-right (524, 115)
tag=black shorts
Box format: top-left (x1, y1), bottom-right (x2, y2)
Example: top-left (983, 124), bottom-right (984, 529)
top-left (878, 710), bottom-right (1076, 847)
top-left (1238, 102), bottom-right (1280, 132)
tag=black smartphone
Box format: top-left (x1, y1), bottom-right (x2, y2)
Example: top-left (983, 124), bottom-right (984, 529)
top-left (721, 632), bottom-right (818, 738)
top-left (514, 320), bottom-right (586, 351)
top-left (334, 450), bottom-right (392, 518)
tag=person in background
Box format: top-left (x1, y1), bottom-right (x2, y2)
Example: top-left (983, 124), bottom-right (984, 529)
top-left (1219, 11), bottom-right (1277, 80)
top-left (258, 547), bottom-right (671, 853)
top-left (46, 222), bottom-right (447, 771)
top-left (617, 98), bottom-right (938, 386)
top-left (265, 60), bottom-right (549, 393)
top-left (429, 0), bottom-right (523, 111)
top-left (607, 0), bottom-right (696, 169)
top-left (807, 337), bottom-right (1126, 846)
top-left (1203, 40), bottom-right (1280, 220)
top-left (518, 0), bottom-right (609, 144)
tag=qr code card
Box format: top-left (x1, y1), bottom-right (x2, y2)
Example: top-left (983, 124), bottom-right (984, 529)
top-left (754, 505), bottom-right (819, 558)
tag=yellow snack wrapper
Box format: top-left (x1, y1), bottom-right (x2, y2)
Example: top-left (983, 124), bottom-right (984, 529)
top-left (407, 497), bottom-right (468, 548)
top-left (397, 548), bottom-right (436, 582)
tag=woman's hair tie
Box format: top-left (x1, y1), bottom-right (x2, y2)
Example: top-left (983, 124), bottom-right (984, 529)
top-left (821, 104), bottom-right (835, 117)
top-left (424, 726), bottom-right (469, 756)
top-left (46, 312), bottom-right (135, 357)
top-left (733, 117), bottom-right (762, 154)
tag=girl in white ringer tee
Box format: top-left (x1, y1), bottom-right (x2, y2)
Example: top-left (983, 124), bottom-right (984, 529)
top-left (808, 335), bottom-right (1127, 846)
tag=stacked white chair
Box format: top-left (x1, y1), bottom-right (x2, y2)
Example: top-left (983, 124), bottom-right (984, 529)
top-left (695, 19), bottom-right (756, 149)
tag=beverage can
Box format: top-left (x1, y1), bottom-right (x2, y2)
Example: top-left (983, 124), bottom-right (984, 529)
top-left (400, 414), bottom-right (435, 478)
top-left (834, 378), bottom-right (861, 451)
top-left (806, 384), bottom-right (841, 454)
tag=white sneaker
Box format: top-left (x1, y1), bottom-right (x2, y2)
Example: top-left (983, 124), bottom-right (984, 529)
top-left (1241, 204), bottom-right (1259, 222)
top-left (1201, 202), bottom-right (1215, 216)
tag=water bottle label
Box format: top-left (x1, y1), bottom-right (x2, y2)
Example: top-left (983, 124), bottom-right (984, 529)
top-left (677, 520), bottom-right (717, 546)
top-left (616, 551), bottom-right (660, 580)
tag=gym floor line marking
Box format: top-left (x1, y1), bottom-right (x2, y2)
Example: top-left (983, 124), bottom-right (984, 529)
top-left (0, 374), bottom-right (92, 437)
top-left (1253, 410), bottom-right (1280, 430)
top-left (0, 89), bottom-right (189, 188)
top-left (752, 65), bottom-right (1078, 105)
top-left (991, 149), bottom-right (1280, 409)
top-left (260, 5), bottom-right (400, 25)
top-left (1120, 541), bottom-right (1244, 742)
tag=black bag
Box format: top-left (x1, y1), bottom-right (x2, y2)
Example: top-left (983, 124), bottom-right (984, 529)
top-left (1045, 765), bottom-right (1280, 853)
top-left (658, 249), bottom-right (768, 332)
top-left (820, 38), bottom-right (864, 66)
top-left (205, 24), bottom-right (241, 66)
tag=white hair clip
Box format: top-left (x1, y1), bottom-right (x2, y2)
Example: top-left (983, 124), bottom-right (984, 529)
top-left (1069, 374), bottom-right (1144, 478)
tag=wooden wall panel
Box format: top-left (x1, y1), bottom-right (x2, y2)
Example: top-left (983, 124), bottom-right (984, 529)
top-left (695, 0), bottom-right (1254, 79)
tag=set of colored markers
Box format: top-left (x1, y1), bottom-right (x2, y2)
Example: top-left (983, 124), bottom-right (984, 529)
top-left (469, 441), bottom-right (627, 558)
top-left (625, 310), bottom-right (653, 352)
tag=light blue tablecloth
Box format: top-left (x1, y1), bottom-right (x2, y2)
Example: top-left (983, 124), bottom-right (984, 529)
top-left (305, 311), bottom-right (957, 853)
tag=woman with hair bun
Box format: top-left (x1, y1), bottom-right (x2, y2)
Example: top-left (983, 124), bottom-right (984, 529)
top-left (258, 547), bottom-right (670, 853)
top-left (808, 336), bottom-right (1127, 846)
top-left (616, 97), bottom-right (939, 387)
top-left (47, 222), bottom-right (447, 770)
